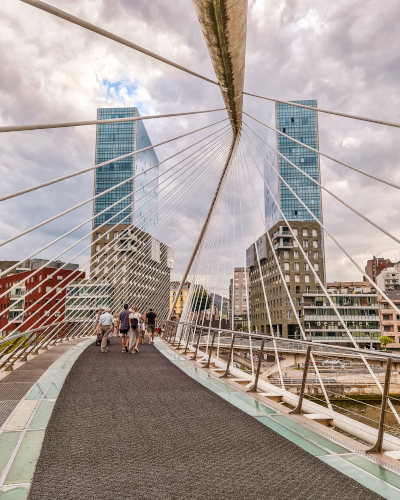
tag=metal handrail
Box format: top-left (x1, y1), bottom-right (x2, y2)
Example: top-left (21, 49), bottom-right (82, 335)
top-left (166, 320), bottom-right (400, 361)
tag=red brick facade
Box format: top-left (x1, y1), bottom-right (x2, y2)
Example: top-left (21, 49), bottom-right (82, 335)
top-left (0, 267), bottom-right (85, 336)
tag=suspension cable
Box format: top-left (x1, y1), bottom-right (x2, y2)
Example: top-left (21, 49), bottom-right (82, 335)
top-left (243, 92), bottom-right (400, 129)
top-left (20, 0), bottom-right (219, 86)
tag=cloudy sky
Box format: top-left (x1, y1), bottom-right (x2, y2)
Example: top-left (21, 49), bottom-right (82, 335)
top-left (1, 0), bottom-right (400, 292)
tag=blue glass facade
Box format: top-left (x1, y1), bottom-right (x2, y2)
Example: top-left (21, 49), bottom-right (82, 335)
top-left (94, 107), bottom-right (159, 234)
top-left (276, 100), bottom-right (321, 223)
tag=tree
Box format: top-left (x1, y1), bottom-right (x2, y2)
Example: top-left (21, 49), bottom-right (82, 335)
top-left (378, 335), bottom-right (393, 351)
top-left (191, 290), bottom-right (212, 312)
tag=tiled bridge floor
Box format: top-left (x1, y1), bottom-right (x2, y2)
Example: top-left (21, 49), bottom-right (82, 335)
top-left (22, 338), bottom-right (391, 500)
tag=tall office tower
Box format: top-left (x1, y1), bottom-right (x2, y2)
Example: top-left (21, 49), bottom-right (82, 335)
top-left (91, 108), bottom-right (172, 316)
top-left (94, 107), bottom-right (159, 232)
top-left (264, 100), bottom-right (322, 228)
top-left (246, 100), bottom-right (326, 339)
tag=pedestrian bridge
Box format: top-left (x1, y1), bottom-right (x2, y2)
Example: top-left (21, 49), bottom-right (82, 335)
top-left (1, 330), bottom-right (400, 499)
top-left (2, 0), bottom-right (400, 498)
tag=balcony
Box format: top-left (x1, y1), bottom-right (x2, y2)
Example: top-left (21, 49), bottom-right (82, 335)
top-left (119, 241), bottom-right (137, 252)
top-left (272, 229), bottom-right (291, 240)
top-left (274, 240), bottom-right (293, 250)
top-left (310, 336), bottom-right (381, 343)
top-left (119, 231), bottom-right (138, 241)
top-left (8, 312), bottom-right (24, 323)
top-left (10, 288), bottom-right (25, 297)
top-left (304, 315), bottom-right (379, 321)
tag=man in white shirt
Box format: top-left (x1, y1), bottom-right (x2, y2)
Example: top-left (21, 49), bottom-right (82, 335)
top-left (99, 307), bottom-right (113, 353)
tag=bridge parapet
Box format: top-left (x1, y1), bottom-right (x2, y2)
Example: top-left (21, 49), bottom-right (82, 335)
top-left (167, 319), bottom-right (400, 455)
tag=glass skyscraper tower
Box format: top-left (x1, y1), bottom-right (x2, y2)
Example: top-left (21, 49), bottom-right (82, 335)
top-left (93, 107), bottom-right (159, 234)
top-left (264, 100), bottom-right (322, 228)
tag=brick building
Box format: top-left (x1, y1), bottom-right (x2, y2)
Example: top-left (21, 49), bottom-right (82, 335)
top-left (365, 256), bottom-right (396, 284)
top-left (378, 289), bottom-right (400, 351)
top-left (0, 267), bottom-right (85, 337)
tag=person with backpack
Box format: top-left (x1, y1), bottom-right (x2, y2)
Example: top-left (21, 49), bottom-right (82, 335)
top-left (145, 308), bottom-right (157, 345)
top-left (119, 304), bottom-right (131, 353)
top-left (128, 305), bottom-right (143, 353)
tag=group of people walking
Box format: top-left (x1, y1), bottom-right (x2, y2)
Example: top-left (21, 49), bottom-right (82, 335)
top-left (94, 305), bottom-right (159, 354)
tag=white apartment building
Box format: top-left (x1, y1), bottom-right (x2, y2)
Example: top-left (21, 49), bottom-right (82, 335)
top-left (377, 265), bottom-right (400, 291)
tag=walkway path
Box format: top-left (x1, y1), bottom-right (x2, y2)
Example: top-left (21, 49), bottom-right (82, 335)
top-left (0, 339), bottom-right (86, 429)
top-left (27, 339), bottom-right (383, 500)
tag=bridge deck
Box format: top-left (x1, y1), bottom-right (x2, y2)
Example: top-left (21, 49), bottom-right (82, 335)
top-left (26, 339), bottom-right (385, 500)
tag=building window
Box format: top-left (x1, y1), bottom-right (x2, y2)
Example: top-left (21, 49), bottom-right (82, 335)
top-left (303, 229), bottom-right (308, 236)
top-left (104, 233), bottom-right (109, 241)
top-left (46, 287), bottom-right (51, 293)
top-left (314, 263), bottom-right (319, 271)
top-left (313, 240), bottom-right (318, 248)
top-left (383, 326), bottom-right (392, 332)
top-left (285, 274), bottom-right (290, 282)
top-left (57, 276), bottom-right (62, 281)
top-left (287, 310), bottom-right (291, 319)
top-left (295, 275), bottom-right (300, 283)
top-left (284, 263), bottom-right (289, 271)
top-left (381, 303), bottom-right (389, 309)
top-left (284, 251), bottom-right (289, 259)
top-left (95, 244), bottom-right (100, 252)
top-left (304, 263), bottom-right (309, 271)
top-left (294, 262), bottom-right (299, 271)
top-left (306, 286), bottom-right (310, 293)
top-left (305, 275), bottom-right (310, 283)
top-left (303, 240), bottom-right (308, 248)
top-left (296, 298), bottom-right (301, 307)
top-left (293, 228), bottom-right (298, 236)
top-left (113, 231), bottom-right (118, 239)
top-left (294, 251), bottom-right (299, 259)
top-left (312, 229), bottom-right (318, 237)
top-left (95, 233), bottom-right (99, 240)
top-left (296, 286), bottom-right (301, 294)
top-left (298, 310), bottom-right (302, 318)
top-left (313, 252), bottom-right (318, 259)
top-left (382, 315), bottom-right (392, 320)
top-left (286, 297), bottom-right (290, 306)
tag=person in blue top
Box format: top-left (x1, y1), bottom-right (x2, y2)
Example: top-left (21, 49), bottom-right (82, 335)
top-left (119, 304), bottom-right (131, 353)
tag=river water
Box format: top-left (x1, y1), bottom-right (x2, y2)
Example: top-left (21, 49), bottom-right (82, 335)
top-left (308, 396), bottom-right (400, 439)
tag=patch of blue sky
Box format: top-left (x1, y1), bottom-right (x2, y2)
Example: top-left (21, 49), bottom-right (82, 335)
top-left (100, 79), bottom-right (146, 114)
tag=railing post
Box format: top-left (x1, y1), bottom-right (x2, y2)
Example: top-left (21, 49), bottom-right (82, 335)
top-left (190, 329), bottom-right (202, 361)
top-left (170, 322), bottom-right (178, 346)
top-left (247, 338), bottom-right (265, 393)
top-left (204, 331), bottom-right (217, 368)
top-left (220, 334), bottom-right (236, 378)
top-left (366, 358), bottom-right (393, 454)
top-left (183, 326), bottom-right (192, 355)
top-left (175, 326), bottom-right (185, 350)
top-left (290, 345), bottom-right (312, 415)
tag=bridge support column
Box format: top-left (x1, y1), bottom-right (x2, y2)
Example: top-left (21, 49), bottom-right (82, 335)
top-left (247, 338), bottom-right (265, 393)
top-left (366, 358), bottom-right (393, 454)
top-left (220, 334), bottom-right (235, 378)
top-left (190, 331), bottom-right (202, 361)
top-left (204, 331), bottom-right (217, 368)
top-left (290, 346), bottom-right (312, 415)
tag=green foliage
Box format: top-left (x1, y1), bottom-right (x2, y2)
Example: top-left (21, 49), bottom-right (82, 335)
top-left (378, 335), bottom-right (393, 350)
top-left (191, 290), bottom-right (212, 312)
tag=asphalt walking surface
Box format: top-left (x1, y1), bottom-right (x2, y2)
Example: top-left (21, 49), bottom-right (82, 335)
top-left (27, 339), bottom-right (384, 500)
